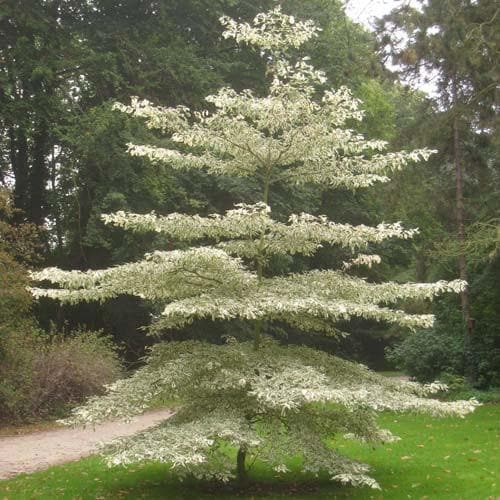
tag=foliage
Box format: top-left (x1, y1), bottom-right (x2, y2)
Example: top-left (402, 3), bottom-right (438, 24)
top-left (29, 8), bottom-right (479, 489)
top-left (433, 218), bottom-right (500, 266)
top-left (1, 405), bottom-right (499, 498)
top-left (439, 379), bottom-right (500, 404)
top-left (64, 339), bottom-right (475, 487)
top-left (0, 190), bottom-right (123, 423)
top-left (0, 329), bottom-right (122, 423)
top-left (0, 250), bottom-right (32, 328)
top-left (1, 0), bottom-right (406, 362)
top-left (2, 2), bottom-right (496, 381)
top-left (0, 189), bottom-right (43, 337)
top-left (0, 0), bottom-right (84, 224)
top-left (0, 189), bottom-right (43, 266)
top-left (376, 0), bottom-right (499, 384)
top-left (466, 257), bottom-right (500, 387)
top-left (376, 0), bottom-right (497, 121)
top-left (386, 327), bottom-right (463, 383)
top-left (0, 189), bottom-right (40, 405)
top-left (387, 256), bottom-right (500, 388)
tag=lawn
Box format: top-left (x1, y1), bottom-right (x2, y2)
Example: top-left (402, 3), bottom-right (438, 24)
top-left (1, 405), bottom-right (498, 499)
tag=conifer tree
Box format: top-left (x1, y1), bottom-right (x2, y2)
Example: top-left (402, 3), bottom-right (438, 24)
top-left (32, 7), bottom-right (476, 488)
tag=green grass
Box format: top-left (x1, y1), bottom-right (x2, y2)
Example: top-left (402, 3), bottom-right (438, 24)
top-left (1, 405), bottom-right (499, 499)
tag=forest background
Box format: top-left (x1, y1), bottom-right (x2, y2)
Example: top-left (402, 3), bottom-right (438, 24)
top-left (0, 0), bottom-right (498, 422)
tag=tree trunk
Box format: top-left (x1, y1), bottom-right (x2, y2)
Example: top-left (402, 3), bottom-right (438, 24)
top-left (9, 125), bottom-right (29, 220)
top-left (49, 146), bottom-right (64, 251)
top-left (453, 112), bottom-right (474, 382)
top-left (30, 121), bottom-right (49, 225)
top-left (236, 446), bottom-right (247, 482)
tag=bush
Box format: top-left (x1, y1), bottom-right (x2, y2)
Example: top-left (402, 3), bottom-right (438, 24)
top-left (0, 250), bottom-right (33, 328)
top-left (434, 374), bottom-right (500, 403)
top-left (387, 261), bottom-right (500, 388)
top-left (0, 329), bottom-right (123, 423)
top-left (0, 190), bottom-right (121, 423)
top-left (385, 327), bottom-right (463, 383)
top-left (467, 258), bottom-right (500, 388)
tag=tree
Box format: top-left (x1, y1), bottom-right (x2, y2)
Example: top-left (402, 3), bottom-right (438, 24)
top-left (0, 0), bottom-right (86, 224)
top-left (2, 1), bottom-right (394, 359)
top-left (32, 8), bottom-right (476, 489)
top-left (376, 0), bottom-right (498, 380)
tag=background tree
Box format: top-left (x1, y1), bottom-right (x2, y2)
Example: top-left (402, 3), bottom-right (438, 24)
top-left (32, 8), bottom-right (476, 488)
top-left (376, 0), bottom-right (499, 384)
top-left (2, 0), bottom-right (401, 361)
top-left (0, 0), bottom-right (85, 224)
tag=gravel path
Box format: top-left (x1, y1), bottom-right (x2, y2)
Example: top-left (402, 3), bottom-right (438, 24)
top-left (0, 409), bottom-right (173, 480)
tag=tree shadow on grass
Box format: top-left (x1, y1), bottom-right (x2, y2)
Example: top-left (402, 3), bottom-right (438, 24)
top-left (94, 462), bottom-right (360, 499)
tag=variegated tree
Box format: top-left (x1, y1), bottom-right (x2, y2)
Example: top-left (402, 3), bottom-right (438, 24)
top-left (32, 8), bottom-right (476, 489)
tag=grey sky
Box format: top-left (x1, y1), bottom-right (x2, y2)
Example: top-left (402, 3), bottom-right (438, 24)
top-left (345, 0), bottom-right (402, 28)
top-left (345, 0), bottom-right (437, 96)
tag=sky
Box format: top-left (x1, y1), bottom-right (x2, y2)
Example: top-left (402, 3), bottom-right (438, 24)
top-left (345, 0), bottom-right (402, 29)
top-left (345, 0), bottom-right (438, 96)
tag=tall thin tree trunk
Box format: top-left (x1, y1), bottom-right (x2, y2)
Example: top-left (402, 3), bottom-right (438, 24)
top-left (9, 125), bottom-right (29, 220)
top-left (49, 146), bottom-right (63, 251)
top-left (30, 121), bottom-right (49, 225)
top-left (453, 112), bottom-right (474, 382)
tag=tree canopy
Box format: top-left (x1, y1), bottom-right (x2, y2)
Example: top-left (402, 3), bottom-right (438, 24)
top-left (31, 7), bottom-right (477, 487)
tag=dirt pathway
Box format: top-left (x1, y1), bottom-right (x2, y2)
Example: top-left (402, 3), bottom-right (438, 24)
top-left (0, 409), bottom-right (173, 480)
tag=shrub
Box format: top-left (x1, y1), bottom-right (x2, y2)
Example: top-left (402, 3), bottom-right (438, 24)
top-left (386, 327), bottom-right (463, 383)
top-left (0, 191), bottom-right (122, 423)
top-left (0, 329), bottom-right (123, 423)
top-left (0, 250), bottom-right (33, 328)
top-left (387, 265), bottom-right (500, 388)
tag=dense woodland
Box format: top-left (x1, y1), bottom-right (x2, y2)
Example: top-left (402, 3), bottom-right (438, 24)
top-left (0, 0), bottom-right (498, 423)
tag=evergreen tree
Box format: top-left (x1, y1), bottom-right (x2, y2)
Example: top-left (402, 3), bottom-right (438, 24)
top-left (32, 8), bottom-right (476, 488)
top-left (376, 0), bottom-right (498, 381)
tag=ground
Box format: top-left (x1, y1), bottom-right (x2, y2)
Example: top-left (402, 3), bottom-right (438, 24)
top-left (0, 405), bottom-right (498, 499)
top-left (0, 409), bottom-right (173, 480)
